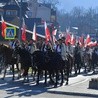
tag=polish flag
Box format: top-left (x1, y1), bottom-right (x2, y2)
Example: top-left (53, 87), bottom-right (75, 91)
top-left (21, 18), bottom-right (26, 41)
top-left (32, 23), bottom-right (37, 41)
top-left (71, 34), bottom-right (76, 45)
top-left (44, 21), bottom-right (51, 42)
top-left (65, 33), bottom-right (71, 45)
top-left (79, 35), bottom-right (84, 47)
top-left (87, 41), bottom-right (97, 47)
top-left (85, 34), bottom-right (91, 47)
top-left (53, 35), bottom-right (57, 43)
top-left (1, 16), bottom-right (7, 38)
top-left (52, 29), bottom-right (57, 36)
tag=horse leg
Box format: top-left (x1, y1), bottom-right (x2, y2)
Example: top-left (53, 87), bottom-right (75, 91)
top-left (23, 67), bottom-right (29, 82)
top-left (66, 62), bottom-right (69, 85)
top-left (54, 71), bottom-right (58, 88)
top-left (16, 63), bottom-right (21, 79)
top-left (33, 68), bottom-right (37, 81)
top-left (36, 69), bottom-right (41, 85)
top-left (77, 63), bottom-right (80, 74)
top-left (12, 64), bottom-right (15, 80)
top-left (44, 70), bottom-right (47, 84)
top-left (74, 64), bottom-right (77, 75)
top-left (69, 58), bottom-right (73, 75)
top-left (49, 71), bottom-right (55, 85)
top-left (60, 70), bottom-right (63, 86)
top-left (2, 65), bottom-right (7, 80)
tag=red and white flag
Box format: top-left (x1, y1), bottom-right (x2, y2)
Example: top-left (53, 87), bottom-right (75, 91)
top-left (1, 16), bottom-right (7, 38)
top-left (52, 29), bottom-right (57, 43)
top-left (85, 34), bottom-right (91, 47)
top-left (87, 41), bottom-right (97, 47)
top-left (71, 34), bottom-right (76, 45)
top-left (44, 21), bottom-right (51, 42)
top-left (52, 29), bottom-right (57, 36)
top-left (79, 35), bottom-right (84, 47)
top-left (65, 33), bottom-right (71, 45)
top-left (32, 23), bottom-right (37, 41)
top-left (21, 18), bottom-right (26, 41)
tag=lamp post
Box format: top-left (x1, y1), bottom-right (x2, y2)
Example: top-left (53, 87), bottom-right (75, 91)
top-left (18, 0), bottom-right (22, 41)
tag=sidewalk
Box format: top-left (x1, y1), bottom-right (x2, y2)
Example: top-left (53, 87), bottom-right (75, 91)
top-left (48, 73), bottom-right (98, 97)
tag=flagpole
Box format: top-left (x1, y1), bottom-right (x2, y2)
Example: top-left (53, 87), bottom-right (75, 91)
top-left (18, 0), bottom-right (22, 41)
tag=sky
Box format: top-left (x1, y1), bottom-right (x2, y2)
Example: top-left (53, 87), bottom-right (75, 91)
top-left (58, 0), bottom-right (98, 12)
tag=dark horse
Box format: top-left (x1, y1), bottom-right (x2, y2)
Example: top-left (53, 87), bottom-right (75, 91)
top-left (32, 50), bottom-right (69, 87)
top-left (0, 44), bottom-right (20, 80)
top-left (14, 46), bottom-right (32, 82)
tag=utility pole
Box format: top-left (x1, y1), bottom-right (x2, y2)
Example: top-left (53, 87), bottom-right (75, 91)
top-left (18, 0), bottom-right (22, 41)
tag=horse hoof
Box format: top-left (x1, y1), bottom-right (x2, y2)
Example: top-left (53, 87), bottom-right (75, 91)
top-left (12, 78), bottom-right (14, 81)
top-left (66, 82), bottom-right (68, 85)
top-left (17, 77), bottom-right (20, 79)
top-left (36, 83), bottom-right (39, 86)
top-left (60, 83), bottom-right (63, 86)
top-left (54, 85), bottom-right (57, 88)
top-left (1, 78), bottom-right (4, 80)
top-left (27, 79), bottom-right (29, 82)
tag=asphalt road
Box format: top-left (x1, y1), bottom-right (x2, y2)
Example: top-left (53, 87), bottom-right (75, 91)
top-left (0, 70), bottom-right (98, 98)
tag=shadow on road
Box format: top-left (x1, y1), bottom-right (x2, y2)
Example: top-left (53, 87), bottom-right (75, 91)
top-left (0, 77), bottom-right (54, 98)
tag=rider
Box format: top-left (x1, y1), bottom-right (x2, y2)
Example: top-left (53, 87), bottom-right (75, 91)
top-left (10, 36), bottom-right (20, 49)
top-left (57, 38), bottom-right (67, 61)
top-left (28, 39), bottom-right (37, 54)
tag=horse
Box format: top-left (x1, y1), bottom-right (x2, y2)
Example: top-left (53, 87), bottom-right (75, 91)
top-left (13, 46), bottom-right (32, 82)
top-left (0, 44), bottom-right (20, 80)
top-left (83, 49), bottom-right (92, 73)
top-left (73, 46), bottom-right (82, 75)
top-left (32, 50), bottom-right (69, 87)
top-left (91, 48), bottom-right (98, 73)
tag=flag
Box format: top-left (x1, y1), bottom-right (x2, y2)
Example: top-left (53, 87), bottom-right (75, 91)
top-left (1, 16), bottom-right (7, 38)
top-left (65, 32), bottom-right (71, 45)
top-left (85, 34), bottom-right (91, 47)
top-left (44, 21), bottom-right (51, 42)
top-left (21, 18), bottom-right (26, 41)
top-left (71, 34), bottom-right (76, 45)
top-left (87, 41), bottom-right (97, 47)
top-left (52, 29), bottom-right (57, 43)
top-left (53, 35), bottom-right (57, 43)
top-left (79, 35), bottom-right (84, 47)
top-left (32, 23), bottom-right (37, 41)
top-left (52, 29), bottom-right (57, 36)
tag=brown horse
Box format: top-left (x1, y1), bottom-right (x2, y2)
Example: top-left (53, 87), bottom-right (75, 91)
top-left (0, 44), bottom-right (20, 80)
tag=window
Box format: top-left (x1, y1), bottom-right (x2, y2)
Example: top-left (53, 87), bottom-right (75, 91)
top-left (6, 10), bottom-right (17, 16)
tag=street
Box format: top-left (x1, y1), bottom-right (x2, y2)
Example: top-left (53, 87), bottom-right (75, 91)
top-left (0, 70), bottom-right (98, 98)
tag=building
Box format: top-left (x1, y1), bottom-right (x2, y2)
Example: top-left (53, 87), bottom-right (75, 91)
top-left (27, 0), bottom-right (57, 22)
top-left (0, 0), bottom-right (29, 22)
top-left (0, 0), bottom-right (58, 42)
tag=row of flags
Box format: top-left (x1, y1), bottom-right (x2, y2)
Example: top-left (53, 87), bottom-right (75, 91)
top-left (1, 16), bottom-right (37, 41)
top-left (0, 16), bottom-right (98, 47)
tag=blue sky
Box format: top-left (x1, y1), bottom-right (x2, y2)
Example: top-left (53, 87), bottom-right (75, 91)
top-left (58, 0), bottom-right (98, 12)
